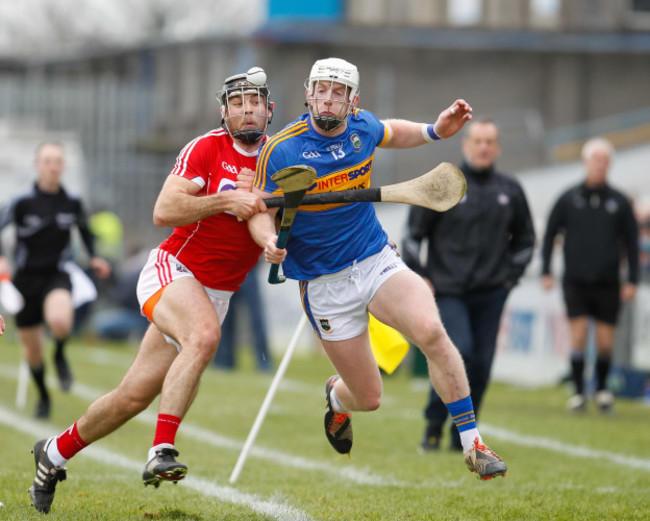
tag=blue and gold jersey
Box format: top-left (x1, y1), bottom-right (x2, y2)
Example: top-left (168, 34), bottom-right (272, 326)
top-left (255, 109), bottom-right (390, 280)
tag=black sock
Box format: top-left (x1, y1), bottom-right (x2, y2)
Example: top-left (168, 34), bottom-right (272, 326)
top-left (570, 352), bottom-right (585, 395)
top-left (29, 363), bottom-right (50, 402)
top-left (595, 355), bottom-right (611, 391)
top-left (54, 338), bottom-right (67, 361)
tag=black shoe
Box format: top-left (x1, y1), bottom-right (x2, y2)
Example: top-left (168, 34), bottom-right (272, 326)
top-left (54, 353), bottom-right (73, 392)
top-left (419, 422), bottom-right (442, 452)
top-left (142, 448), bottom-right (188, 487)
top-left (324, 376), bottom-right (353, 455)
top-left (28, 438), bottom-right (67, 513)
top-left (35, 398), bottom-right (50, 420)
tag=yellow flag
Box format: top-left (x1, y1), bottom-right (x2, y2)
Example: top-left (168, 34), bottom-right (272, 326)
top-left (368, 313), bottom-right (410, 374)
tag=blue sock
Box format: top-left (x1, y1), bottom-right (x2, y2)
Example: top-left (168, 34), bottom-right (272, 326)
top-left (447, 396), bottom-right (476, 433)
top-left (447, 396), bottom-right (482, 450)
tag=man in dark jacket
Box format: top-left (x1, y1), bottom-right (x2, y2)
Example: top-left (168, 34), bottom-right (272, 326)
top-left (0, 142), bottom-right (111, 419)
top-left (541, 137), bottom-right (638, 414)
top-left (403, 119), bottom-right (535, 451)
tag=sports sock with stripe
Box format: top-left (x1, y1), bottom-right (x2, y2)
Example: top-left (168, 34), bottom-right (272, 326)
top-left (50, 421), bottom-right (89, 465)
top-left (446, 396), bottom-right (481, 452)
top-left (152, 413), bottom-right (182, 448)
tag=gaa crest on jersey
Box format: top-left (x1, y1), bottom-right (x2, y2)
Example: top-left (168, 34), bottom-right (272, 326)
top-left (319, 318), bottom-right (332, 333)
top-left (350, 133), bottom-right (362, 151)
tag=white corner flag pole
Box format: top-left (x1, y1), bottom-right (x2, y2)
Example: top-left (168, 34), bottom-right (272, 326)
top-left (229, 314), bottom-right (308, 484)
top-left (16, 360), bottom-right (29, 410)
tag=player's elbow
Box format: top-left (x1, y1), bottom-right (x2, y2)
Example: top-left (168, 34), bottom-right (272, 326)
top-left (152, 211), bottom-right (169, 227)
top-left (152, 204), bottom-right (174, 227)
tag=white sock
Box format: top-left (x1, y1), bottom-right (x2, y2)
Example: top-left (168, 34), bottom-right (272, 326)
top-left (46, 438), bottom-right (68, 467)
top-left (459, 428), bottom-right (482, 452)
top-left (148, 443), bottom-right (174, 462)
top-left (329, 387), bottom-right (350, 413)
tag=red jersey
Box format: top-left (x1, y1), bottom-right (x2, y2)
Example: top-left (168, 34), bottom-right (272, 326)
top-left (158, 128), bottom-right (263, 291)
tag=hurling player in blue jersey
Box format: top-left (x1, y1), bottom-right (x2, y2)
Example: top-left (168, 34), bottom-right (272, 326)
top-left (250, 58), bottom-right (506, 480)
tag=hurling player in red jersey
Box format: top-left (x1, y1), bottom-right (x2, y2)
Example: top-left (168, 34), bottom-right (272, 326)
top-left (28, 67), bottom-right (286, 513)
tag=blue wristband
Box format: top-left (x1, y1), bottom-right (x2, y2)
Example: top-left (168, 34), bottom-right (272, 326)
top-left (421, 124), bottom-right (441, 142)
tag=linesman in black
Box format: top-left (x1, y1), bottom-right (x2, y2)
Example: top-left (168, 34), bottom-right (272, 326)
top-left (403, 119), bottom-right (535, 451)
top-left (541, 137), bottom-right (638, 414)
top-left (0, 142), bottom-right (111, 418)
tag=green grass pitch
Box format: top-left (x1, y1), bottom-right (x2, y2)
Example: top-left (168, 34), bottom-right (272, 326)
top-left (0, 336), bottom-right (648, 520)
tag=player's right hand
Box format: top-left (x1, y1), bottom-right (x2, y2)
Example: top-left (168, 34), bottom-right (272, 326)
top-left (228, 191), bottom-right (267, 220)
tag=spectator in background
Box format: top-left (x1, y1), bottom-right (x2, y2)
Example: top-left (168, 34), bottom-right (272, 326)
top-left (213, 262), bottom-right (271, 372)
top-left (0, 142), bottom-right (111, 419)
top-left (403, 119), bottom-right (535, 451)
top-left (92, 244), bottom-right (150, 342)
top-left (541, 137), bottom-right (639, 414)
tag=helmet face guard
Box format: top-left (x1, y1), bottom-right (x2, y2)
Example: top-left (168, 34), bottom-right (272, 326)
top-left (305, 58), bottom-right (359, 132)
top-left (216, 67), bottom-right (272, 145)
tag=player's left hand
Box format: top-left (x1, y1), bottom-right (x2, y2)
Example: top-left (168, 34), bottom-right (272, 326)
top-left (90, 257), bottom-right (112, 279)
top-left (0, 313), bottom-right (5, 335)
top-left (236, 168), bottom-right (256, 192)
top-left (264, 235), bottom-right (287, 264)
top-left (434, 99), bottom-right (473, 138)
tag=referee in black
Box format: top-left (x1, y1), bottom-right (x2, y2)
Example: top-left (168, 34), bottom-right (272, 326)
top-left (403, 119), bottom-right (535, 452)
top-left (541, 137), bottom-right (639, 414)
top-left (0, 141), bottom-right (111, 418)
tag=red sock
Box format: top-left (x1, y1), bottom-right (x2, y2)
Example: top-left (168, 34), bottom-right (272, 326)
top-left (56, 422), bottom-right (89, 459)
top-left (153, 414), bottom-right (182, 447)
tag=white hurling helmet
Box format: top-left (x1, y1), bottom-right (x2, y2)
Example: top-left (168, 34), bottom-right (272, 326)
top-left (305, 57), bottom-right (359, 131)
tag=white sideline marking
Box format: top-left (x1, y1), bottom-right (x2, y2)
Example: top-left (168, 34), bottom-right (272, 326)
top-left (2, 361), bottom-right (648, 484)
top-left (481, 424), bottom-right (650, 472)
top-left (0, 404), bottom-right (316, 521)
top-left (0, 363), bottom-right (406, 487)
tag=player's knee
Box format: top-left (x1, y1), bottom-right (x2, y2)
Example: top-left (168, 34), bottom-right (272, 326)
top-left (48, 316), bottom-right (72, 338)
top-left (188, 325), bottom-right (221, 364)
top-left (412, 317), bottom-right (446, 351)
top-left (362, 394), bottom-right (382, 411)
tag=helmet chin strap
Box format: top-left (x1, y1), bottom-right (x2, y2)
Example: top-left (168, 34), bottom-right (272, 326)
top-left (306, 79), bottom-right (356, 132)
top-left (229, 128), bottom-right (264, 145)
top-left (312, 113), bottom-right (345, 131)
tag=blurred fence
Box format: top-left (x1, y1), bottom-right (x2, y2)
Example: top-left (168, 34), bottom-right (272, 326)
top-left (0, 74), bottom-right (173, 246)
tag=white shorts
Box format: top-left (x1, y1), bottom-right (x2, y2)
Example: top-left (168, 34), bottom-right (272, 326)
top-left (301, 244), bottom-right (408, 341)
top-left (136, 248), bottom-right (233, 349)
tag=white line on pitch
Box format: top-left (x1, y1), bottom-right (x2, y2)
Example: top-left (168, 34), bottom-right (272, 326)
top-left (480, 424), bottom-right (650, 471)
top-left (3, 361), bottom-right (647, 480)
top-left (0, 362), bottom-right (409, 487)
top-left (0, 403), bottom-right (316, 521)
